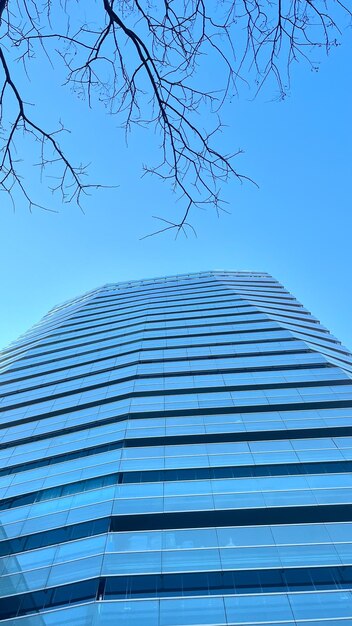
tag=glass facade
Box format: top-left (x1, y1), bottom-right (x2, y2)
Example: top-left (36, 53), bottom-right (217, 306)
top-left (1, 270), bottom-right (352, 625)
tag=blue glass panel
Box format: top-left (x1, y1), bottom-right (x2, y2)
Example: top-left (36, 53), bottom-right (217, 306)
top-left (160, 597), bottom-right (226, 625)
top-left (224, 594), bottom-right (294, 622)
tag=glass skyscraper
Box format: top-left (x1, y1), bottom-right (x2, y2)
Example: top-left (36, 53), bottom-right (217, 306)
top-left (1, 270), bottom-right (352, 625)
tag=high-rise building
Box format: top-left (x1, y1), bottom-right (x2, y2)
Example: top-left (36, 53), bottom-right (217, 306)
top-left (1, 270), bottom-right (352, 625)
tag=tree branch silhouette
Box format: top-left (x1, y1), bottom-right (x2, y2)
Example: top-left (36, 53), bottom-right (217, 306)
top-left (0, 0), bottom-right (350, 229)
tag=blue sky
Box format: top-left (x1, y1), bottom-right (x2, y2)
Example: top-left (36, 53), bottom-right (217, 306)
top-left (0, 27), bottom-right (351, 352)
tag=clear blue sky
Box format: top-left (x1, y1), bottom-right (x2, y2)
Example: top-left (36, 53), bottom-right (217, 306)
top-left (0, 33), bottom-right (351, 352)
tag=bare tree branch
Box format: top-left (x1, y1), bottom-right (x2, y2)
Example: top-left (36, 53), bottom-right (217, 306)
top-left (0, 0), bottom-right (350, 228)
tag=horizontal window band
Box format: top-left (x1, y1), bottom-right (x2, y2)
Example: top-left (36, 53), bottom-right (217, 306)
top-left (112, 503), bottom-right (352, 532)
top-left (83, 277), bottom-right (278, 302)
top-left (62, 293), bottom-right (294, 333)
top-left (0, 341), bottom-right (316, 392)
top-left (57, 276), bottom-right (276, 304)
top-left (76, 289), bottom-right (300, 321)
top-left (317, 352), bottom-right (352, 370)
top-left (97, 565), bottom-right (352, 597)
top-left (2, 459), bottom-right (352, 513)
top-left (48, 297), bottom-right (300, 341)
top-left (0, 578), bottom-right (101, 619)
top-left (1, 565), bottom-right (352, 619)
top-left (43, 297), bottom-right (254, 340)
top-left (47, 277), bottom-right (241, 308)
top-left (60, 291), bottom-right (259, 322)
top-left (18, 306), bottom-right (318, 366)
top-left (3, 279), bottom-right (252, 355)
top-left (0, 440), bottom-right (124, 477)
top-left (119, 459), bottom-right (352, 484)
top-left (66, 285), bottom-right (292, 322)
top-left (16, 314), bottom-right (322, 379)
top-left (0, 360), bottom-right (344, 428)
top-left (73, 298), bottom-right (308, 335)
top-left (0, 348), bottom-right (317, 426)
top-left (7, 299), bottom-right (255, 360)
top-left (80, 290), bottom-right (281, 314)
top-left (284, 327), bottom-right (350, 352)
top-left (247, 302), bottom-right (318, 322)
top-left (90, 276), bottom-right (279, 294)
top-left (289, 335), bottom-right (352, 359)
top-left (4, 418), bottom-right (352, 477)
top-left (6, 327), bottom-right (291, 379)
top-left (1, 364), bottom-right (346, 416)
top-left (0, 336), bottom-right (310, 400)
top-left (0, 323), bottom-right (279, 384)
top-left (2, 292), bottom-right (276, 358)
top-left (2, 503), bottom-right (352, 558)
top-left (0, 316), bottom-right (280, 376)
top-left (5, 284), bottom-right (261, 337)
top-left (6, 328), bottom-right (297, 386)
top-left (0, 472), bottom-right (118, 512)
top-left (3, 305), bottom-right (262, 366)
top-left (0, 517), bottom-right (111, 557)
top-left (8, 285), bottom-right (239, 349)
top-left (2, 400), bottom-right (352, 454)
top-left (122, 424), bottom-right (352, 449)
top-left (1, 318), bottom-right (282, 369)
top-left (74, 298), bottom-right (266, 325)
top-left (61, 287), bottom-right (252, 317)
top-left (102, 564), bottom-right (352, 597)
top-left (1, 363), bottom-right (334, 417)
top-left (1, 285), bottom-right (236, 355)
top-left (294, 345), bottom-right (352, 368)
top-left (5, 277), bottom-right (292, 327)
top-left (262, 316), bottom-right (328, 337)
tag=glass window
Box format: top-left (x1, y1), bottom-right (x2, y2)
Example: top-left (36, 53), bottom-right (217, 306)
top-left (160, 597), bottom-right (226, 626)
top-left (107, 531), bottom-right (162, 552)
top-left (278, 544), bottom-right (339, 567)
top-left (103, 551), bottom-right (161, 574)
top-left (217, 526), bottom-right (274, 547)
top-left (327, 523), bottom-right (352, 543)
top-left (289, 591), bottom-right (352, 619)
top-left (225, 594), bottom-right (294, 622)
top-left (56, 535), bottom-right (106, 560)
top-left (47, 554), bottom-right (103, 586)
top-left (163, 528), bottom-right (217, 550)
top-left (162, 548), bottom-right (221, 572)
top-left (221, 545), bottom-right (281, 569)
top-left (96, 600), bottom-right (159, 625)
top-left (271, 524), bottom-right (330, 544)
